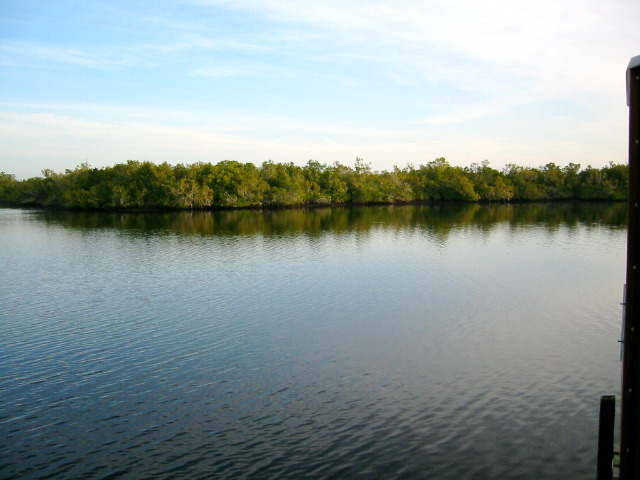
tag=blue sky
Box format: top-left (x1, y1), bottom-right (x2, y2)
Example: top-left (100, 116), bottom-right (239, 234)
top-left (1, 0), bottom-right (639, 179)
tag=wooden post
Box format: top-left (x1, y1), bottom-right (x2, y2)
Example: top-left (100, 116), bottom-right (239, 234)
top-left (598, 395), bottom-right (616, 480)
top-left (620, 54), bottom-right (640, 480)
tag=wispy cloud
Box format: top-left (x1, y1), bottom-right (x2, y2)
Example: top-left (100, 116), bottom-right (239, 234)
top-left (1, 0), bottom-right (638, 179)
top-left (417, 105), bottom-right (503, 126)
top-left (0, 98), bottom-right (627, 181)
top-left (0, 41), bottom-right (148, 70)
top-left (2, 43), bottom-right (111, 69)
top-left (187, 0), bottom-right (638, 97)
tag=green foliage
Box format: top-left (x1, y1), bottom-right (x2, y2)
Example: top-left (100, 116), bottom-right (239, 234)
top-left (503, 164), bottom-right (547, 200)
top-left (412, 158), bottom-right (479, 201)
top-left (0, 158), bottom-right (629, 209)
top-left (261, 161), bottom-right (308, 206)
top-left (302, 160), bottom-right (350, 204)
top-left (0, 172), bottom-right (19, 203)
top-left (467, 160), bottom-right (514, 201)
top-left (205, 160), bottom-right (265, 207)
top-left (577, 163), bottom-right (627, 200)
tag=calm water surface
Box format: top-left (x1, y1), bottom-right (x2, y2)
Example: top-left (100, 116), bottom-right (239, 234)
top-left (0, 204), bottom-right (628, 479)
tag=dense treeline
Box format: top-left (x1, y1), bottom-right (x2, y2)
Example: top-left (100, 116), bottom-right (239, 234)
top-left (0, 158), bottom-right (628, 209)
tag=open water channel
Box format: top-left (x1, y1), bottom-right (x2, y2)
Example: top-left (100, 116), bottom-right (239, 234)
top-left (0, 203), bottom-right (628, 479)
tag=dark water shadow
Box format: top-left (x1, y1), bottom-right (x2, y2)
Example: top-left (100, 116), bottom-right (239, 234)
top-left (26, 202), bottom-right (627, 241)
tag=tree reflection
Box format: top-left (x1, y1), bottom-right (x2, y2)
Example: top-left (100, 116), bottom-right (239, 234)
top-left (37, 202), bottom-right (627, 245)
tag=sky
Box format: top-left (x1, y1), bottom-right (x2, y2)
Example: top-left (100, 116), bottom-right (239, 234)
top-left (1, 0), bottom-right (639, 179)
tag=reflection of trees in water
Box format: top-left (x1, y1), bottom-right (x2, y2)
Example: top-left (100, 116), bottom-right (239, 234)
top-left (39, 202), bottom-right (628, 243)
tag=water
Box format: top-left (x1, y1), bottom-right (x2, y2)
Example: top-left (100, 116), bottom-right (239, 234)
top-left (0, 203), bottom-right (628, 479)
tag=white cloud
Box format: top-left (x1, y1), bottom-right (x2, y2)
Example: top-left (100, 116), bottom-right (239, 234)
top-left (193, 62), bottom-right (291, 79)
top-left (0, 41), bottom-right (149, 70)
top-left (187, 0), bottom-right (639, 96)
top-left (1, 0), bottom-right (637, 178)
top-left (416, 104), bottom-right (503, 125)
top-left (0, 97), bottom-right (628, 180)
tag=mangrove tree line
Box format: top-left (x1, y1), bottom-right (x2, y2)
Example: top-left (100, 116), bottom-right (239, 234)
top-left (0, 158), bottom-right (628, 209)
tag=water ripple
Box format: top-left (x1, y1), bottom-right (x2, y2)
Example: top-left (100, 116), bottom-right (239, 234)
top-left (0, 207), bottom-right (626, 479)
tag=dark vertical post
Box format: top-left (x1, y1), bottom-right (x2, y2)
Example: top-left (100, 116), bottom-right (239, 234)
top-left (620, 54), bottom-right (640, 480)
top-left (598, 395), bottom-right (616, 480)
